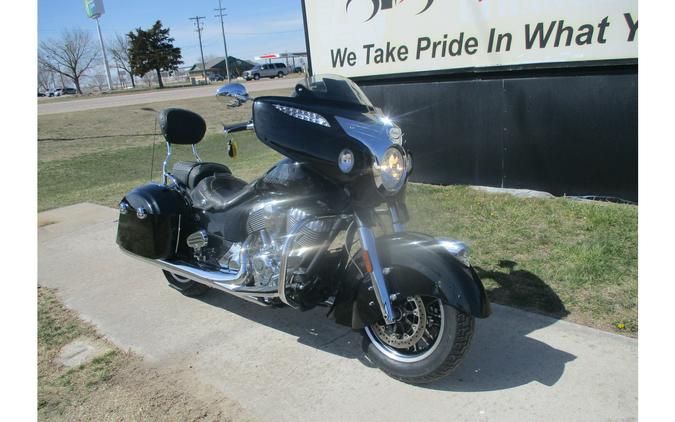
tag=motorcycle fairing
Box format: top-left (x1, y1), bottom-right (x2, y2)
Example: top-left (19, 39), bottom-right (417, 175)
top-left (333, 232), bottom-right (491, 329)
top-left (252, 96), bottom-right (375, 183)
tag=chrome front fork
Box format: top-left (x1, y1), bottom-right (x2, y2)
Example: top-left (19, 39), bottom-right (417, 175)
top-left (355, 214), bottom-right (396, 325)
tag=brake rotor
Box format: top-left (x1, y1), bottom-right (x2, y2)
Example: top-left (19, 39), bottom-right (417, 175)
top-left (371, 295), bottom-right (427, 349)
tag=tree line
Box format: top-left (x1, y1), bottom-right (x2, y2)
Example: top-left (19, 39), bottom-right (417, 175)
top-left (38, 20), bottom-right (183, 94)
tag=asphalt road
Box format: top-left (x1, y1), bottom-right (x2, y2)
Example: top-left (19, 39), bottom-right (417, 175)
top-left (38, 203), bottom-right (638, 422)
top-left (38, 77), bottom-right (303, 115)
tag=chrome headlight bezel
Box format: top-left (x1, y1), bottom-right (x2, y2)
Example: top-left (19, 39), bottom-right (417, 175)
top-left (372, 145), bottom-right (408, 194)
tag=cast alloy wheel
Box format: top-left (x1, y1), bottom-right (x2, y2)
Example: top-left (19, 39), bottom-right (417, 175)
top-left (363, 294), bottom-right (475, 384)
top-left (366, 295), bottom-right (444, 363)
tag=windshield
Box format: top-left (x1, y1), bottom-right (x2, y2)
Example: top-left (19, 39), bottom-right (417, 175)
top-left (295, 74), bottom-right (374, 109)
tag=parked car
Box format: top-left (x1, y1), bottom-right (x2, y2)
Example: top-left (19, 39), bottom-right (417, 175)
top-left (207, 72), bottom-right (224, 82)
top-left (293, 66), bottom-right (303, 73)
top-left (243, 63), bottom-right (289, 81)
top-left (51, 87), bottom-right (77, 96)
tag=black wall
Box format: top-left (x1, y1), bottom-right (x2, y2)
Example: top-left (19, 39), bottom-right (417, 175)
top-left (359, 66), bottom-right (638, 202)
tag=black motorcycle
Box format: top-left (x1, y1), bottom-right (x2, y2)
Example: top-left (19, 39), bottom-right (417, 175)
top-left (117, 74), bottom-right (490, 384)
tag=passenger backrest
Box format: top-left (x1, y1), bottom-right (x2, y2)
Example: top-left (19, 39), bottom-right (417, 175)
top-left (159, 108), bottom-right (207, 145)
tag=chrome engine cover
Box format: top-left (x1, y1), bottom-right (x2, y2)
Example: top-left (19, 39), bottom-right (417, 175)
top-left (251, 248), bottom-right (279, 287)
top-left (241, 202), bottom-right (334, 289)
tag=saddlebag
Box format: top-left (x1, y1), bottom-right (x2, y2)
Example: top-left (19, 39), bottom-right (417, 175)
top-left (116, 183), bottom-right (190, 260)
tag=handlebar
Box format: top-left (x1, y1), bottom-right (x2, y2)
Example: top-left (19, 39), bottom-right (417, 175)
top-left (223, 121), bottom-right (254, 134)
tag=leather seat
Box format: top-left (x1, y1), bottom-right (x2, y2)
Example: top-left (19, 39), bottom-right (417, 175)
top-left (172, 161), bottom-right (232, 190)
top-left (189, 173), bottom-right (252, 212)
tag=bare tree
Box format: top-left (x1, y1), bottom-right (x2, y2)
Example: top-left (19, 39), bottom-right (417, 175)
top-left (109, 33), bottom-right (136, 88)
top-left (38, 29), bottom-right (99, 94)
top-left (141, 72), bottom-right (157, 88)
top-left (90, 72), bottom-right (109, 92)
top-left (38, 63), bottom-right (52, 93)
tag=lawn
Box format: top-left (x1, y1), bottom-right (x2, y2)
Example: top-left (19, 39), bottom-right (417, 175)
top-left (38, 89), bottom-right (638, 336)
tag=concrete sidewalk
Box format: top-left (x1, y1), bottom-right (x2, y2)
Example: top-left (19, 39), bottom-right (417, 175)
top-left (38, 203), bottom-right (637, 422)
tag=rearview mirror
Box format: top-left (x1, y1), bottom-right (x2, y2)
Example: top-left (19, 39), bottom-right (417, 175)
top-left (216, 83), bottom-right (249, 108)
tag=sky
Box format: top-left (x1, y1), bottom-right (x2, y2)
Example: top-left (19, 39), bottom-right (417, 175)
top-left (37, 0), bottom-right (307, 67)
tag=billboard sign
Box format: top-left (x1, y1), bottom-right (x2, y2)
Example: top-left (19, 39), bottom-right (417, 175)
top-left (84, 0), bottom-right (105, 19)
top-left (302, 0), bottom-right (638, 78)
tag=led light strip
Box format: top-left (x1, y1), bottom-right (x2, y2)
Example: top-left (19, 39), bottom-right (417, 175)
top-left (273, 104), bottom-right (330, 127)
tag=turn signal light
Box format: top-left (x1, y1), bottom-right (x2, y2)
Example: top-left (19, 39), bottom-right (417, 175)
top-left (362, 250), bottom-right (373, 273)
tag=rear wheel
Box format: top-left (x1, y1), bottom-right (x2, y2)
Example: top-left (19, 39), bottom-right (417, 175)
top-left (277, 71), bottom-right (284, 78)
top-left (364, 295), bottom-right (475, 384)
top-left (163, 270), bottom-right (210, 297)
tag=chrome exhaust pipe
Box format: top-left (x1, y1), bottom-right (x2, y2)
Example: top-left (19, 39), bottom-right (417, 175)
top-left (119, 247), bottom-right (277, 306)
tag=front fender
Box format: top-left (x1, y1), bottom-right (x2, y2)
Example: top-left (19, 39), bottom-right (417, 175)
top-left (377, 232), bottom-right (491, 318)
top-left (333, 232), bottom-right (491, 329)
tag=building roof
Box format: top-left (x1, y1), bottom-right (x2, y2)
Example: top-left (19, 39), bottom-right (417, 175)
top-left (190, 56), bottom-right (255, 72)
top-left (191, 57), bottom-right (226, 72)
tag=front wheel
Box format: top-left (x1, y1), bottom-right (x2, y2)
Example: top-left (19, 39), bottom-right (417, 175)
top-left (163, 270), bottom-right (210, 297)
top-left (364, 296), bottom-right (475, 384)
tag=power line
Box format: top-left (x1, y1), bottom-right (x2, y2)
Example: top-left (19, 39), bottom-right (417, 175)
top-left (226, 29), bottom-right (303, 35)
top-left (215, 0), bottom-right (231, 83)
top-left (189, 16), bottom-right (208, 83)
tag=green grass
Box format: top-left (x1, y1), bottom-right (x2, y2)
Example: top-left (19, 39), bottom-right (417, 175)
top-left (38, 131), bottom-right (280, 211)
top-left (37, 287), bottom-right (122, 418)
top-left (37, 91), bottom-right (638, 335)
top-left (406, 184), bottom-right (637, 334)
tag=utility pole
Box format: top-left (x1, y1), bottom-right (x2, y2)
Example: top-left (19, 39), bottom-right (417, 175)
top-left (214, 0), bottom-right (231, 83)
top-left (94, 17), bottom-right (113, 90)
top-left (189, 16), bottom-right (208, 84)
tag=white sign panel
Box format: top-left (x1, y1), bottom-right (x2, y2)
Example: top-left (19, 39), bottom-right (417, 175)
top-left (303, 0), bottom-right (638, 78)
top-left (84, 0), bottom-right (105, 19)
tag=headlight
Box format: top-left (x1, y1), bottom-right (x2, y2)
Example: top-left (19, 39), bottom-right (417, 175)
top-left (338, 149), bottom-right (354, 173)
top-left (375, 147), bottom-right (407, 193)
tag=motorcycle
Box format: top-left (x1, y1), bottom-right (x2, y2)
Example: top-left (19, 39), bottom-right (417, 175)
top-left (116, 74), bottom-right (490, 384)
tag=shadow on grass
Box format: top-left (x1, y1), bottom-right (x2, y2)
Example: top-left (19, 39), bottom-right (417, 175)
top-left (476, 260), bottom-right (570, 319)
top-left (195, 260), bottom-right (576, 392)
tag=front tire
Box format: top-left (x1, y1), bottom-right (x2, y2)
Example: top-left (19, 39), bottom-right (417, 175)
top-left (364, 297), bottom-right (475, 384)
top-left (253, 73), bottom-right (260, 80)
top-left (163, 270), bottom-right (210, 297)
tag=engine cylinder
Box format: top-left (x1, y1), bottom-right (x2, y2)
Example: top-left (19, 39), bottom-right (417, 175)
top-left (286, 208), bottom-right (334, 247)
